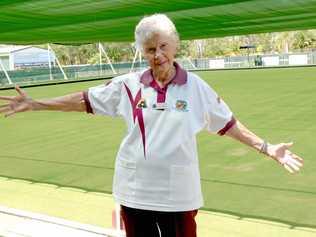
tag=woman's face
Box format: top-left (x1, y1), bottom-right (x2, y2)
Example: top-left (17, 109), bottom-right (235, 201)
top-left (142, 32), bottom-right (177, 76)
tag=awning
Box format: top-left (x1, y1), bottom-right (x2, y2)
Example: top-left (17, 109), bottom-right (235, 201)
top-left (1, 0), bottom-right (316, 44)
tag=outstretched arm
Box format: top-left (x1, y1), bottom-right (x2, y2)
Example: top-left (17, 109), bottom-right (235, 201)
top-left (225, 119), bottom-right (303, 173)
top-left (0, 86), bottom-right (87, 117)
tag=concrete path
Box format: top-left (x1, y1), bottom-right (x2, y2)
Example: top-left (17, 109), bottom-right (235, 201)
top-left (0, 206), bottom-right (124, 237)
top-left (0, 176), bottom-right (315, 237)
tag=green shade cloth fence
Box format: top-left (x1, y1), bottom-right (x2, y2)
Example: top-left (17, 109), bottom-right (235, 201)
top-left (0, 0), bottom-right (316, 44)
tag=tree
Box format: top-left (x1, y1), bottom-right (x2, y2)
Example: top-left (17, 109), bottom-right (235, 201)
top-left (292, 30), bottom-right (316, 51)
top-left (36, 29), bottom-right (316, 64)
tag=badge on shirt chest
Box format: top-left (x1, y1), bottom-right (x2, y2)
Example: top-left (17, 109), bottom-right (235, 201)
top-left (152, 102), bottom-right (168, 110)
top-left (137, 98), bottom-right (147, 108)
top-left (175, 100), bottom-right (188, 112)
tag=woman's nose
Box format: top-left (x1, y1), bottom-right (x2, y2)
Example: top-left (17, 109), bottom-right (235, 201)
top-left (154, 49), bottom-right (162, 58)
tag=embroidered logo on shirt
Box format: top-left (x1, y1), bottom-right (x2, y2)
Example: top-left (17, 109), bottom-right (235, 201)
top-left (137, 98), bottom-right (147, 108)
top-left (175, 100), bottom-right (188, 111)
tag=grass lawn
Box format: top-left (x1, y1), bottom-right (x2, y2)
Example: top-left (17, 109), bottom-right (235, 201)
top-left (0, 66), bottom-right (315, 228)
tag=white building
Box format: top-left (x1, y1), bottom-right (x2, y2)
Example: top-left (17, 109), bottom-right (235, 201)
top-left (0, 45), bottom-right (56, 71)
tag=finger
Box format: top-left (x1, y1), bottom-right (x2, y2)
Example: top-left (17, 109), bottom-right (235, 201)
top-left (285, 152), bottom-right (303, 166)
top-left (284, 142), bottom-right (294, 149)
top-left (15, 85), bottom-right (26, 97)
top-left (0, 103), bottom-right (9, 108)
top-left (283, 164), bottom-right (294, 173)
top-left (0, 96), bottom-right (15, 101)
top-left (4, 110), bottom-right (16, 117)
top-left (292, 154), bottom-right (304, 162)
top-left (0, 106), bottom-right (12, 113)
top-left (289, 157), bottom-right (303, 167)
top-left (286, 160), bottom-right (300, 171)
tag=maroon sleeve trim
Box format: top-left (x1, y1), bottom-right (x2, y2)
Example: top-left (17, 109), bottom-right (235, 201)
top-left (82, 91), bottom-right (93, 114)
top-left (105, 80), bottom-right (112, 86)
top-left (217, 116), bottom-right (236, 136)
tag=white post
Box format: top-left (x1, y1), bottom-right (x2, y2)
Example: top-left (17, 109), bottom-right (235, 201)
top-left (9, 54), bottom-right (15, 70)
top-left (0, 58), bottom-right (13, 84)
top-left (130, 49), bottom-right (139, 73)
top-left (0, 59), bottom-right (13, 84)
top-left (47, 44), bottom-right (53, 80)
top-left (99, 43), bottom-right (117, 75)
top-left (185, 57), bottom-right (197, 69)
top-left (48, 44), bottom-right (68, 80)
top-left (138, 50), bottom-right (142, 69)
top-left (195, 40), bottom-right (204, 58)
top-left (98, 43), bottom-right (102, 75)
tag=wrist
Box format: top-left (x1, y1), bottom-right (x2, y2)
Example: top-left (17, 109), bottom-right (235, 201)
top-left (259, 140), bottom-right (271, 156)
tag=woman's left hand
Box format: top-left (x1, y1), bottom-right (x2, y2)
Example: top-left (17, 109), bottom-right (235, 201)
top-left (267, 142), bottom-right (304, 173)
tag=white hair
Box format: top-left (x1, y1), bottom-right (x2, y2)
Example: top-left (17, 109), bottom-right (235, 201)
top-left (134, 14), bottom-right (179, 52)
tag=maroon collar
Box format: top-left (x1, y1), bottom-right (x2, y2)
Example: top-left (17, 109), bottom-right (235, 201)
top-left (140, 61), bottom-right (187, 87)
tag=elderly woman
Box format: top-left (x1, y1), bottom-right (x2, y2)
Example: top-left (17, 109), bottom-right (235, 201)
top-left (0, 14), bottom-right (303, 237)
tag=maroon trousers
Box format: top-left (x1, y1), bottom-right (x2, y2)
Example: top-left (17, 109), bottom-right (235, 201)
top-left (121, 205), bottom-right (198, 237)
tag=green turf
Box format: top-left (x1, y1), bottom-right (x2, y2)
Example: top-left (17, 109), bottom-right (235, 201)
top-left (0, 67), bottom-right (315, 228)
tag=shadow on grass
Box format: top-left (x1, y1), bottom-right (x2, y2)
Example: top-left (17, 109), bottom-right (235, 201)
top-left (201, 178), bottom-right (316, 230)
top-left (0, 175), bottom-right (112, 194)
top-left (0, 155), bottom-right (114, 170)
top-left (201, 207), bottom-right (316, 232)
top-left (201, 178), bottom-right (316, 195)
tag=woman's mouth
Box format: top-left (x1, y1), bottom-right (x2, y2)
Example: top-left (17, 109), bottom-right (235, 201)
top-left (156, 60), bottom-right (167, 66)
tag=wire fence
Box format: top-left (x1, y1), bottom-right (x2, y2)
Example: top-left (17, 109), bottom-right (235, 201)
top-left (1, 51), bottom-right (315, 87)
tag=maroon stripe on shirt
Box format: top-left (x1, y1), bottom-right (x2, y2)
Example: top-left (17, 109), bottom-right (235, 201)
top-left (124, 84), bottom-right (137, 122)
top-left (123, 83), bottom-right (147, 158)
top-left (82, 91), bottom-right (93, 114)
top-left (217, 116), bottom-right (236, 136)
top-left (135, 106), bottom-right (146, 158)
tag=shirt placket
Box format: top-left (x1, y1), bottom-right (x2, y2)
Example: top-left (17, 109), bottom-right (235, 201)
top-left (157, 86), bottom-right (167, 103)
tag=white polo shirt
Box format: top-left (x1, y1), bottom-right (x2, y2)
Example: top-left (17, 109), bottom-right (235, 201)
top-left (83, 62), bottom-right (235, 212)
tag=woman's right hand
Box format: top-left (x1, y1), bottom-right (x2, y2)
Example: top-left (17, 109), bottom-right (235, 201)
top-left (0, 85), bottom-right (34, 117)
